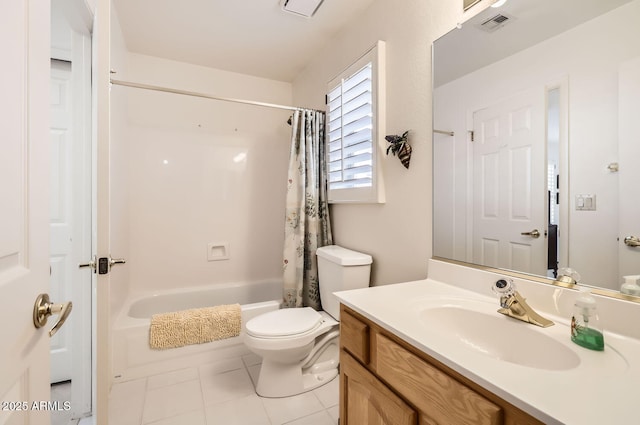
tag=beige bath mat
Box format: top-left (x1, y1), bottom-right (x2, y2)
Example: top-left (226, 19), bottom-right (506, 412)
top-left (149, 303), bottom-right (241, 350)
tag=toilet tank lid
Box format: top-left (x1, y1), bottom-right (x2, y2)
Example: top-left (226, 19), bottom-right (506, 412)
top-left (316, 245), bottom-right (373, 266)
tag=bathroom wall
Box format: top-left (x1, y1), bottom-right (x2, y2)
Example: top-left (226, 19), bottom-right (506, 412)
top-left (109, 7), bottom-right (294, 310)
top-left (434, 1), bottom-right (640, 289)
top-left (292, 0), bottom-right (468, 285)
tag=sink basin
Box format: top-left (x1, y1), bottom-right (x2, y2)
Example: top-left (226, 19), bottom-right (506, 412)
top-left (420, 306), bottom-right (581, 371)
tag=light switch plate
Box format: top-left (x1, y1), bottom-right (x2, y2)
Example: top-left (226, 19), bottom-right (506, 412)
top-left (575, 194), bottom-right (596, 211)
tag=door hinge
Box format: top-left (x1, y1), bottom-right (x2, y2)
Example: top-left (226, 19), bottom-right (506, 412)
top-left (469, 130), bottom-right (475, 142)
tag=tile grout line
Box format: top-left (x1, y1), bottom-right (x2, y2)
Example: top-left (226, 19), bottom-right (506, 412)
top-left (197, 369), bottom-right (209, 425)
top-left (138, 377), bottom-right (148, 425)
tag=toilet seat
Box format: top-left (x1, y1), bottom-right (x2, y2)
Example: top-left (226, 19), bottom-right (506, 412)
top-left (244, 310), bottom-right (338, 352)
top-left (246, 307), bottom-right (323, 338)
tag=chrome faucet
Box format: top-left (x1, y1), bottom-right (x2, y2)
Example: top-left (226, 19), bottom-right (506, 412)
top-left (492, 279), bottom-right (554, 328)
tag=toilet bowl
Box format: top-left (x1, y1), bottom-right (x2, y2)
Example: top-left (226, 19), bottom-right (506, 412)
top-left (243, 245), bottom-right (372, 398)
top-left (244, 307), bottom-right (340, 397)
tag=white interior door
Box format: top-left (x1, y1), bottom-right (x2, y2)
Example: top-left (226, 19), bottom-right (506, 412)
top-left (472, 86), bottom-right (547, 275)
top-left (50, 59), bottom-right (75, 384)
top-left (618, 56), bottom-right (640, 279)
top-left (0, 1), bottom-right (54, 424)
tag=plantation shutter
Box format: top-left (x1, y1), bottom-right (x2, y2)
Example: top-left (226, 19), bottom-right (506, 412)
top-left (327, 63), bottom-right (373, 191)
top-left (325, 40), bottom-right (385, 204)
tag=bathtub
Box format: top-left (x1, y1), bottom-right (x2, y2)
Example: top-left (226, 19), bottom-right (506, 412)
top-left (112, 279), bottom-right (282, 382)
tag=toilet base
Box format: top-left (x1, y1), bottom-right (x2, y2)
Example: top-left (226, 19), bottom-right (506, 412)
top-left (255, 342), bottom-right (338, 398)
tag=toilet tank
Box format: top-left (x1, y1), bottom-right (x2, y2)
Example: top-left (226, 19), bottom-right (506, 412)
top-left (316, 245), bottom-right (372, 320)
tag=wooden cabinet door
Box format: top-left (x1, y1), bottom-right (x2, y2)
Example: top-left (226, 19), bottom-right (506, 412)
top-left (375, 333), bottom-right (503, 425)
top-left (341, 352), bottom-right (417, 425)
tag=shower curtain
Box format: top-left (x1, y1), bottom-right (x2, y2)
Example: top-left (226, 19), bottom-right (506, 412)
top-left (283, 110), bottom-right (333, 309)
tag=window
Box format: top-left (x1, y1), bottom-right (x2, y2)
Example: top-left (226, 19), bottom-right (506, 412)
top-left (326, 41), bottom-right (386, 203)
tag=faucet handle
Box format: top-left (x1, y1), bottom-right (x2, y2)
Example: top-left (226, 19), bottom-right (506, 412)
top-left (556, 267), bottom-right (581, 285)
top-left (492, 278), bottom-right (515, 296)
top-left (491, 278), bottom-right (555, 328)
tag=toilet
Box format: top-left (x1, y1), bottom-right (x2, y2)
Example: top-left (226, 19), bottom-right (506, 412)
top-left (244, 245), bottom-right (372, 398)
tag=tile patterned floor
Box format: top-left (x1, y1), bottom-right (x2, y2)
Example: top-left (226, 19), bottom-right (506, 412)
top-left (108, 353), bottom-right (339, 425)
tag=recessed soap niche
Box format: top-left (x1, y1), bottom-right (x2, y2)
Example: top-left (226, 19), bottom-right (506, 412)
top-left (207, 242), bottom-right (230, 261)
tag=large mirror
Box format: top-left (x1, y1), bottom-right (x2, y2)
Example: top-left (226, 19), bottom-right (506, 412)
top-left (433, 0), bottom-right (640, 297)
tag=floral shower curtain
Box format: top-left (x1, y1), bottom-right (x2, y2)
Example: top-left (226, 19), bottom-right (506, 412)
top-left (283, 110), bottom-right (333, 309)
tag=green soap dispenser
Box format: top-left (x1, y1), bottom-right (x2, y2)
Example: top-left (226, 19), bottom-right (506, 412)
top-left (570, 287), bottom-right (604, 351)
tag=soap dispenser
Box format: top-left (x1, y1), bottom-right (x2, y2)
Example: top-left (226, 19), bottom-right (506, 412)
top-left (570, 287), bottom-right (604, 351)
top-left (620, 275), bottom-right (640, 296)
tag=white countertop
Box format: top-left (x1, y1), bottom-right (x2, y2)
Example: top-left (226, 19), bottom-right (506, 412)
top-left (335, 278), bottom-right (640, 425)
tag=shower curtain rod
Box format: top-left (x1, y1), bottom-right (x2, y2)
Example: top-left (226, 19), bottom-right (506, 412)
top-left (110, 79), bottom-right (324, 114)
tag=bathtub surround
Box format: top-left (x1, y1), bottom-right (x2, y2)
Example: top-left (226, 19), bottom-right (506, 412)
top-left (149, 304), bottom-right (241, 350)
top-left (110, 76), bottom-right (290, 295)
top-left (283, 110), bottom-right (333, 309)
top-left (109, 27), bottom-right (295, 314)
top-left (108, 35), bottom-right (302, 383)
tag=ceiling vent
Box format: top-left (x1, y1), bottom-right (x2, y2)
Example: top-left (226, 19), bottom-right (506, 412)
top-left (280, 0), bottom-right (325, 18)
top-left (478, 13), bottom-right (514, 32)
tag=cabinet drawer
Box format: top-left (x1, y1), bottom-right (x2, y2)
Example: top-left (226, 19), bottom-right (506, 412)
top-left (375, 333), bottom-right (503, 425)
top-left (340, 307), bottom-right (370, 364)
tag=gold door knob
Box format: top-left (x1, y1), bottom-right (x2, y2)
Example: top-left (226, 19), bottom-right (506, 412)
top-left (33, 293), bottom-right (73, 337)
top-left (521, 229), bottom-right (541, 238)
top-left (624, 236), bottom-right (640, 247)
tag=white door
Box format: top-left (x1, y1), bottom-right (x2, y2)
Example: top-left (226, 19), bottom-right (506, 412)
top-left (472, 86), bottom-right (547, 275)
top-left (618, 56), bottom-right (640, 279)
top-left (0, 1), bottom-right (55, 424)
top-left (50, 59), bottom-right (75, 383)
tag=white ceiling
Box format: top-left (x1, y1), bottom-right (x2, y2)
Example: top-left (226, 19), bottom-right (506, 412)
top-left (112, 0), bottom-right (376, 83)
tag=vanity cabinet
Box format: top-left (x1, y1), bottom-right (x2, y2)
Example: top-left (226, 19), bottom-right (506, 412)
top-left (339, 305), bottom-right (544, 425)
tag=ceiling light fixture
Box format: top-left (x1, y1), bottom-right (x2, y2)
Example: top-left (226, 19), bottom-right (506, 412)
top-left (491, 0), bottom-right (508, 8)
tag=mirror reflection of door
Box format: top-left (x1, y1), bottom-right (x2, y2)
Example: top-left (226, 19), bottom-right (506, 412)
top-left (471, 86), bottom-right (546, 275)
top-left (618, 56), bottom-right (640, 280)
